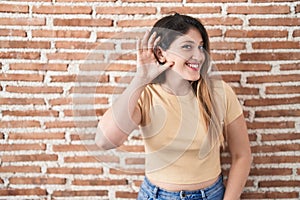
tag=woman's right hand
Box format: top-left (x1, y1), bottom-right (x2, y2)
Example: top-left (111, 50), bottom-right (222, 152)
top-left (135, 31), bottom-right (174, 85)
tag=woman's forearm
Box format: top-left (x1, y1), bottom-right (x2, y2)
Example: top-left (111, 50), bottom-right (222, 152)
top-left (223, 155), bottom-right (252, 200)
top-left (95, 77), bottom-right (146, 149)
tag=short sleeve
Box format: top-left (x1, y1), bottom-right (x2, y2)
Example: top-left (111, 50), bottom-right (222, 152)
top-left (224, 82), bottom-right (243, 125)
top-left (137, 87), bottom-right (151, 127)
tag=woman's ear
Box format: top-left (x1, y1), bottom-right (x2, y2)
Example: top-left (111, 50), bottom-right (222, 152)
top-left (154, 46), bottom-right (166, 64)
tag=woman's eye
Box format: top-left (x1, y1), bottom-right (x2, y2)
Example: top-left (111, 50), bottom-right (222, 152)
top-left (182, 44), bottom-right (192, 49)
top-left (198, 45), bottom-right (204, 51)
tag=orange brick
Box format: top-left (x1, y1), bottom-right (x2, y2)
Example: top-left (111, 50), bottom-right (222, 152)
top-left (54, 18), bottom-right (112, 27)
top-left (255, 109), bottom-right (300, 117)
top-left (0, 41), bottom-right (50, 49)
top-left (125, 157), bottom-right (145, 165)
top-left (64, 108), bottom-right (107, 117)
top-left (0, 29), bottom-right (26, 37)
top-left (211, 52), bottom-right (235, 61)
top-left (52, 190), bottom-right (108, 197)
top-left (96, 6), bottom-right (156, 14)
top-left (117, 145), bottom-right (145, 152)
top-left (44, 120), bottom-right (98, 128)
top-left (247, 121), bottom-right (294, 129)
top-left (0, 188), bottom-right (46, 196)
top-left (117, 19), bottom-right (157, 27)
top-left (207, 29), bottom-right (222, 37)
top-left (0, 98), bottom-right (45, 105)
top-left (187, 0), bottom-right (246, 2)
top-left (47, 52), bottom-right (104, 60)
top-left (70, 86), bottom-right (125, 94)
top-left (0, 120), bottom-right (40, 128)
top-left (0, 4), bottom-right (28, 13)
top-left (57, 0), bottom-right (115, 1)
top-left (221, 75), bottom-right (241, 83)
top-left (55, 41), bottom-right (115, 50)
top-left (50, 75), bottom-right (109, 83)
top-left (225, 29), bottom-right (288, 38)
top-left (250, 168), bottom-right (292, 176)
top-left (280, 63), bottom-right (300, 71)
top-left (293, 29), bottom-right (300, 37)
top-left (250, 18), bottom-right (300, 26)
top-left (32, 29), bottom-right (90, 38)
top-left (0, 144), bottom-right (46, 151)
top-left (1, 154), bottom-right (58, 162)
top-left (161, 6), bottom-right (221, 14)
top-left (261, 133), bottom-right (300, 141)
top-left (259, 180), bottom-right (300, 187)
top-left (110, 168), bottom-right (145, 175)
top-left (240, 52), bottom-right (300, 61)
top-left (227, 5), bottom-right (290, 14)
top-left (52, 144), bottom-right (97, 152)
top-left (32, 5), bottom-right (92, 14)
top-left (252, 144), bottom-right (300, 153)
top-left (252, 41), bottom-right (300, 49)
top-left (64, 155), bottom-right (119, 163)
top-left (247, 74), bottom-right (300, 83)
top-left (3, 110), bottom-right (59, 117)
top-left (252, 0), bottom-right (294, 2)
top-left (201, 17), bottom-right (243, 26)
top-left (49, 97), bottom-right (108, 105)
top-left (79, 63), bottom-right (136, 72)
top-left (253, 155), bottom-right (300, 164)
top-left (217, 63), bottom-right (271, 71)
top-left (123, 0), bottom-right (180, 2)
top-left (296, 4), bottom-right (300, 13)
top-left (244, 97), bottom-right (300, 107)
top-left (0, 166), bottom-right (41, 173)
top-left (0, 18), bottom-right (45, 26)
top-left (97, 31), bottom-right (144, 39)
top-left (210, 41), bottom-right (245, 50)
top-left (233, 87), bottom-right (259, 95)
top-left (9, 177), bottom-right (66, 185)
top-left (10, 63), bottom-right (68, 71)
top-left (266, 86), bottom-right (300, 94)
top-left (0, 73), bottom-right (43, 82)
top-left (242, 191), bottom-right (299, 199)
top-left (6, 86), bottom-right (63, 94)
top-left (116, 191), bottom-right (138, 199)
top-left (47, 167), bottom-right (103, 175)
top-left (72, 178), bottom-right (127, 186)
top-left (8, 132), bottom-right (65, 140)
top-left (115, 76), bottom-right (134, 84)
top-left (0, 52), bottom-right (40, 59)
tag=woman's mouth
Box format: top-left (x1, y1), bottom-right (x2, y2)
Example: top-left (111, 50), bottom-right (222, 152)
top-left (186, 62), bottom-right (200, 71)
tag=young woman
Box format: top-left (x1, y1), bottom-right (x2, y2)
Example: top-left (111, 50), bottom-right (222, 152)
top-left (95, 13), bottom-right (252, 200)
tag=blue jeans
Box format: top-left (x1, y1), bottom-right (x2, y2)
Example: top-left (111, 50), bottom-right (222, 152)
top-left (137, 175), bottom-right (225, 200)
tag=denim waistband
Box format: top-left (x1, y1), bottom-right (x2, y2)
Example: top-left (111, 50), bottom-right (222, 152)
top-left (141, 175), bottom-right (224, 199)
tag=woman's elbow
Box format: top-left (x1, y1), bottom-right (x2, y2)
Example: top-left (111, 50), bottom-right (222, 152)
top-left (94, 127), bottom-right (119, 150)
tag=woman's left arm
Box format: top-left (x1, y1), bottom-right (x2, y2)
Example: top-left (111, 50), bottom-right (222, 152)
top-left (223, 114), bottom-right (252, 200)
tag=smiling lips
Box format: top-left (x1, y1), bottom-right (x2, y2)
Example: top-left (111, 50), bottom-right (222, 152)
top-left (186, 62), bottom-right (200, 71)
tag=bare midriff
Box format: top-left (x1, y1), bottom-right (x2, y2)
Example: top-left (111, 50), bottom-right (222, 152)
top-left (147, 175), bottom-right (219, 192)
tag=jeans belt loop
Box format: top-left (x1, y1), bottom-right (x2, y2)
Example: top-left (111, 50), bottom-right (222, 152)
top-left (153, 186), bottom-right (158, 199)
top-left (201, 189), bottom-right (206, 198)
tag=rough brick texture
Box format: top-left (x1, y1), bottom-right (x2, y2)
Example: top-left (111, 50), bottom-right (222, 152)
top-left (0, 0), bottom-right (299, 200)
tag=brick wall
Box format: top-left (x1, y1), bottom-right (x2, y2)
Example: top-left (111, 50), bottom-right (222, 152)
top-left (0, 0), bottom-right (299, 199)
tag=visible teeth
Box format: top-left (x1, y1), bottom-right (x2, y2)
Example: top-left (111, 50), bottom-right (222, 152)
top-left (187, 63), bottom-right (199, 68)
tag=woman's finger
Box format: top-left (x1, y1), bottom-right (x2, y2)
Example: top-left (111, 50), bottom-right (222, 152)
top-left (141, 30), bottom-right (150, 50)
top-left (147, 32), bottom-right (157, 50)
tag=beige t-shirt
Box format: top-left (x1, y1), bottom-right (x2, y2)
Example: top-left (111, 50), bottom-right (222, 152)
top-left (137, 80), bottom-right (243, 184)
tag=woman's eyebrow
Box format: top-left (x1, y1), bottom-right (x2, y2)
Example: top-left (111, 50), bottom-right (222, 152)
top-left (180, 40), bottom-right (204, 45)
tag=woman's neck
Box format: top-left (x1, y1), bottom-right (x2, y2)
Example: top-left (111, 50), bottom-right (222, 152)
top-left (160, 69), bottom-right (192, 96)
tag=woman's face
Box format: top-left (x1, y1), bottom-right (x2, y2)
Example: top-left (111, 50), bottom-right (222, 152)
top-left (162, 28), bottom-right (205, 81)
